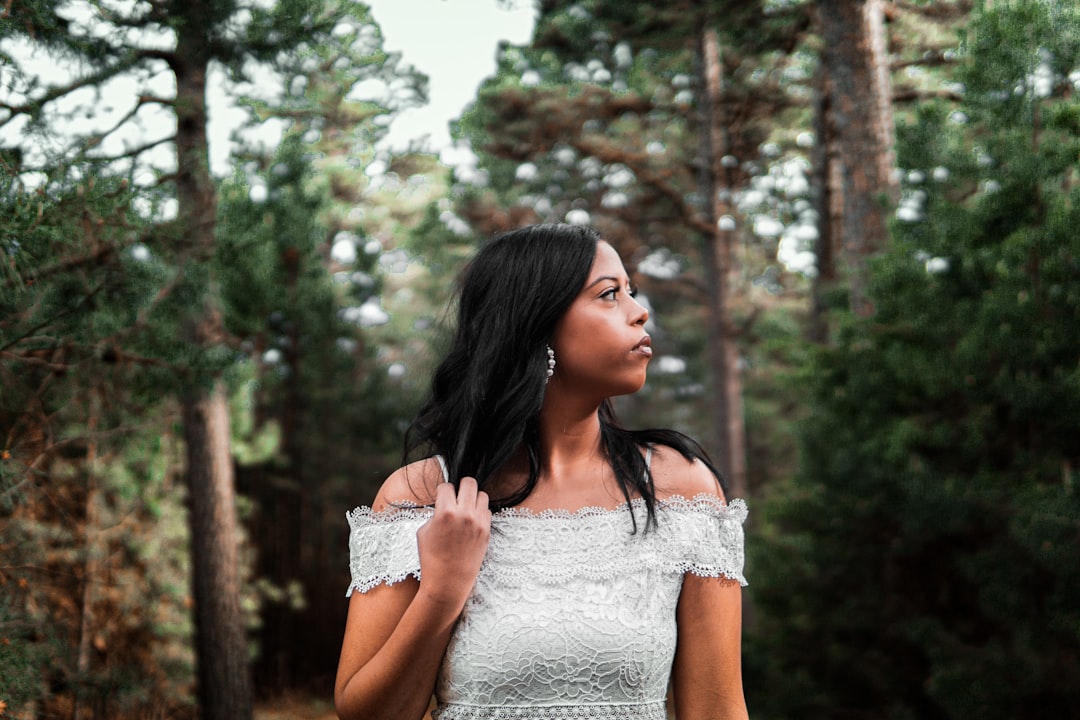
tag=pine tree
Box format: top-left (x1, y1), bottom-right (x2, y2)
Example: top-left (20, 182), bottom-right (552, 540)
top-left (809, 0), bottom-right (972, 340)
top-left (749, 2), bottom-right (1080, 717)
top-left (1, 0), bottom-right (432, 712)
top-left (812, 0), bottom-right (898, 320)
top-left (0, 159), bottom-right (200, 716)
top-left (210, 2), bottom-right (441, 690)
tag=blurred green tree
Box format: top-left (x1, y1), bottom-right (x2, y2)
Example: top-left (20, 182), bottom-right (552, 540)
top-left (211, 8), bottom-right (444, 687)
top-left (1, 0), bottom-right (434, 711)
top-left (0, 160), bottom-right (200, 716)
top-left (809, 0), bottom-right (973, 340)
top-left (812, 0), bottom-right (898, 320)
top-left (749, 2), bottom-right (1080, 717)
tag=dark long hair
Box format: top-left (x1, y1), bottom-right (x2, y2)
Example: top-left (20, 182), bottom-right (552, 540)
top-left (404, 223), bottom-right (726, 530)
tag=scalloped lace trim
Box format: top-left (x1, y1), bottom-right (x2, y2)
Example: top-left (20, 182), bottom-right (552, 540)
top-left (347, 569), bottom-right (421, 595)
top-left (495, 493), bottom-right (745, 521)
top-left (348, 493), bottom-right (746, 524)
top-left (346, 502), bottom-right (430, 525)
top-left (346, 494), bottom-right (747, 597)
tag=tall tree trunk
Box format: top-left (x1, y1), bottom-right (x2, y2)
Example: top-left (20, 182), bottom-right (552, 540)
top-left (816, 0), bottom-right (898, 318)
top-left (181, 381), bottom-right (252, 720)
top-left (808, 61), bottom-right (838, 344)
top-left (263, 246), bottom-right (306, 688)
top-left (74, 416), bottom-right (99, 720)
top-left (695, 27), bottom-right (748, 501)
top-left (174, 11), bottom-right (254, 720)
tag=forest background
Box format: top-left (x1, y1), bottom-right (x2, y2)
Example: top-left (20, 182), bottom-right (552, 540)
top-left (1, 1), bottom-right (1078, 719)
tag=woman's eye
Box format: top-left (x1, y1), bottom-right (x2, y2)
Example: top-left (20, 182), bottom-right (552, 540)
top-left (600, 285), bottom-right (636, 301)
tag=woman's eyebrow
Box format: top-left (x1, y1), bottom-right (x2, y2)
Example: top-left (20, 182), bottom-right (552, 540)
top-left (585, 275), bottom-right (627, 289)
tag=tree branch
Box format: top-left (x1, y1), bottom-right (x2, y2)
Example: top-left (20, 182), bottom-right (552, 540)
top-left (2, 246), bottom-right (115, 290)
top-left (135, 48), bottom-right (179, 72)
top-left (568, 136), bottom-right (714, 237)
top-left (892, 88), bottom-right (964, 104)
top-left (79, 94), bottom-right (174, 153)
top-left (138, 94), bottom-right (175, 107)
top-left (0, 350), bottom-right (70, 372)
top-left (892, 0), bottom-right (974, 19)
top-left (0, 283), bottom-right (106, 353)
top-left (94, 1), bottom-right (168, 29)
top-left (891, 49), bottom-right (959, 70)
top-left (0, 55), bottom-right (144, 118)
top-left (84, 134), bottom-right (175, 164)
top-left (107, 260), bottom-right (188, 346)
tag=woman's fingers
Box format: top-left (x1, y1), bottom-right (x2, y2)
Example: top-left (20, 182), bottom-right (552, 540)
top-left (433, 478), bottom-right (457, 510)
top-left (415, 474), bottom-right (491, 611)
top-left (424, 475), bottom-right (489, 537)
top-left (455, 475), bottom-right (478, 508)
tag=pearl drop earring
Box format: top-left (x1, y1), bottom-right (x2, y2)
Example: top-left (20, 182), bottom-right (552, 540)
top-left (545, 345), bottom-right (556, 383)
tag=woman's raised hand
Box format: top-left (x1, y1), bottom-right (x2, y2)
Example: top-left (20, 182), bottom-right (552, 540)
top-left (415, 476), bottom-right (492, 612)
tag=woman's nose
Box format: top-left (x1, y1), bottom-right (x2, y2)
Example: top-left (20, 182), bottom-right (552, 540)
top-left (630, 296), bottom-right (649, 325)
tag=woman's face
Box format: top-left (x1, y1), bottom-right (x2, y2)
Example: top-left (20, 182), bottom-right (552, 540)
top-left (549, 240), bottom-right (652, 398)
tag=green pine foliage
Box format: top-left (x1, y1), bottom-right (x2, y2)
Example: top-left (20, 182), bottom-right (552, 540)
top-left (215, 56), bottom-right (446, 682)
top-left (748, 3), bottom-right (1080, 717)
top-left (216, 134), bottom-right (417, 487)
top-left (0, 167), bottom-right (200, 716)
top-left (4, 0), bottom-right (440, 703)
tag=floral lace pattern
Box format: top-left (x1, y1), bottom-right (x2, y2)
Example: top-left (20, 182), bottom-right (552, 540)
top-left (346, 495), bottom-right (747, 718)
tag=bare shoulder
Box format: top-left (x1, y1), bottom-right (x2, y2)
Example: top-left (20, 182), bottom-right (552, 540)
top-left (648, 444), bottom-right (727, 503)
top-left (371, 457), bottom-right (444, 511)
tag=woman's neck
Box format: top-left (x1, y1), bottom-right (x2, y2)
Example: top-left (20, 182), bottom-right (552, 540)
top-left (490, 396), bottom-right (625, 510)
top-left (509, 400), bottom-right (626, 511)
top-left (536, 406), bottom-right (603, 483)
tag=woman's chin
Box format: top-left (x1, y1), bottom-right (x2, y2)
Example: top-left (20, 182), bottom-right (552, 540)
top-left (612, 373), bottom-right (648, 398)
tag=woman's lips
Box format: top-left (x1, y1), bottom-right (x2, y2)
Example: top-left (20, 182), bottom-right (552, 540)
top-left (633, 336), bottom-right (653, 357)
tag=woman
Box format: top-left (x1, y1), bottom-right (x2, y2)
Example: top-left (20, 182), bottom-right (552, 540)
top-left (335, 224), bottom-right (749, 720)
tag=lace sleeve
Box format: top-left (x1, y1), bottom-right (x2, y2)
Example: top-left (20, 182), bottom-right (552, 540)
top-left (662, 495), bottom-right (748, 586)
top-left (345, 506), bottom-right (432, 596)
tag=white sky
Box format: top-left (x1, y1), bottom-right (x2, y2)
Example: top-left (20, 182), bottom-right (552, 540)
top-left (365, 0), bottom-right (536, 151)
top-left (0, 0), bottom-right (535, 186)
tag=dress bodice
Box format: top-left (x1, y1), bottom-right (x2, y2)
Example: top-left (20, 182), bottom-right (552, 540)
top-left (346, 495), bottom-right (747, 720)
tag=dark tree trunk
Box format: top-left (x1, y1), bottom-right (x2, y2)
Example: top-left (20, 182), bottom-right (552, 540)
top-left (816, 0), bottom-right (898, 318)
top-left (808, 60), bottom-right (838, 344)
top-left (73, 419), bottom-right (99, 720)
top-left (174, 9), bottom-right (254, 719)
top-left (182, 381), bottom-right (252, 720)
top-left (257, 245), bottom-right (306, 689)
top-left (695, 27), bottom-right (748, 502)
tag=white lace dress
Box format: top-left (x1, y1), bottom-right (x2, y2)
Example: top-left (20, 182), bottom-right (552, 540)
top-left (346, 493), bottom-right (748, 720)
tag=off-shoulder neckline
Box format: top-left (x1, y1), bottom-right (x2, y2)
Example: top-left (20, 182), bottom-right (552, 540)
top-left (493, 494), bottom-right (744, 519)
top-left (349, 494), bottom-right (746, 522)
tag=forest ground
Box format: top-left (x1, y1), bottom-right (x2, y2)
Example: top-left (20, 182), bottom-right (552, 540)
top-left (253, 695), bottom-right (441, 719)
top-left (254, 694), bottom-right (336, 720)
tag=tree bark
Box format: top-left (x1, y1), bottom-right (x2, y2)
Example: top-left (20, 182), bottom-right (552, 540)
top-left (182, 380), bottom-right (252, 720)
top-left (73, 416), bottom-right (99, 720)
top-left (695, 27), bottom-right (748, 501)
top-left (816, 0), bottom-right (898, 318)
top-left (808, 60), bottom-right (840, 344)
top-left (174, 8), bottom-right (254, 719)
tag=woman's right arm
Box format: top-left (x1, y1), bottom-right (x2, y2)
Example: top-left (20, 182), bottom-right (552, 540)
top-left (334, 471), bottom-right (491, 720)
